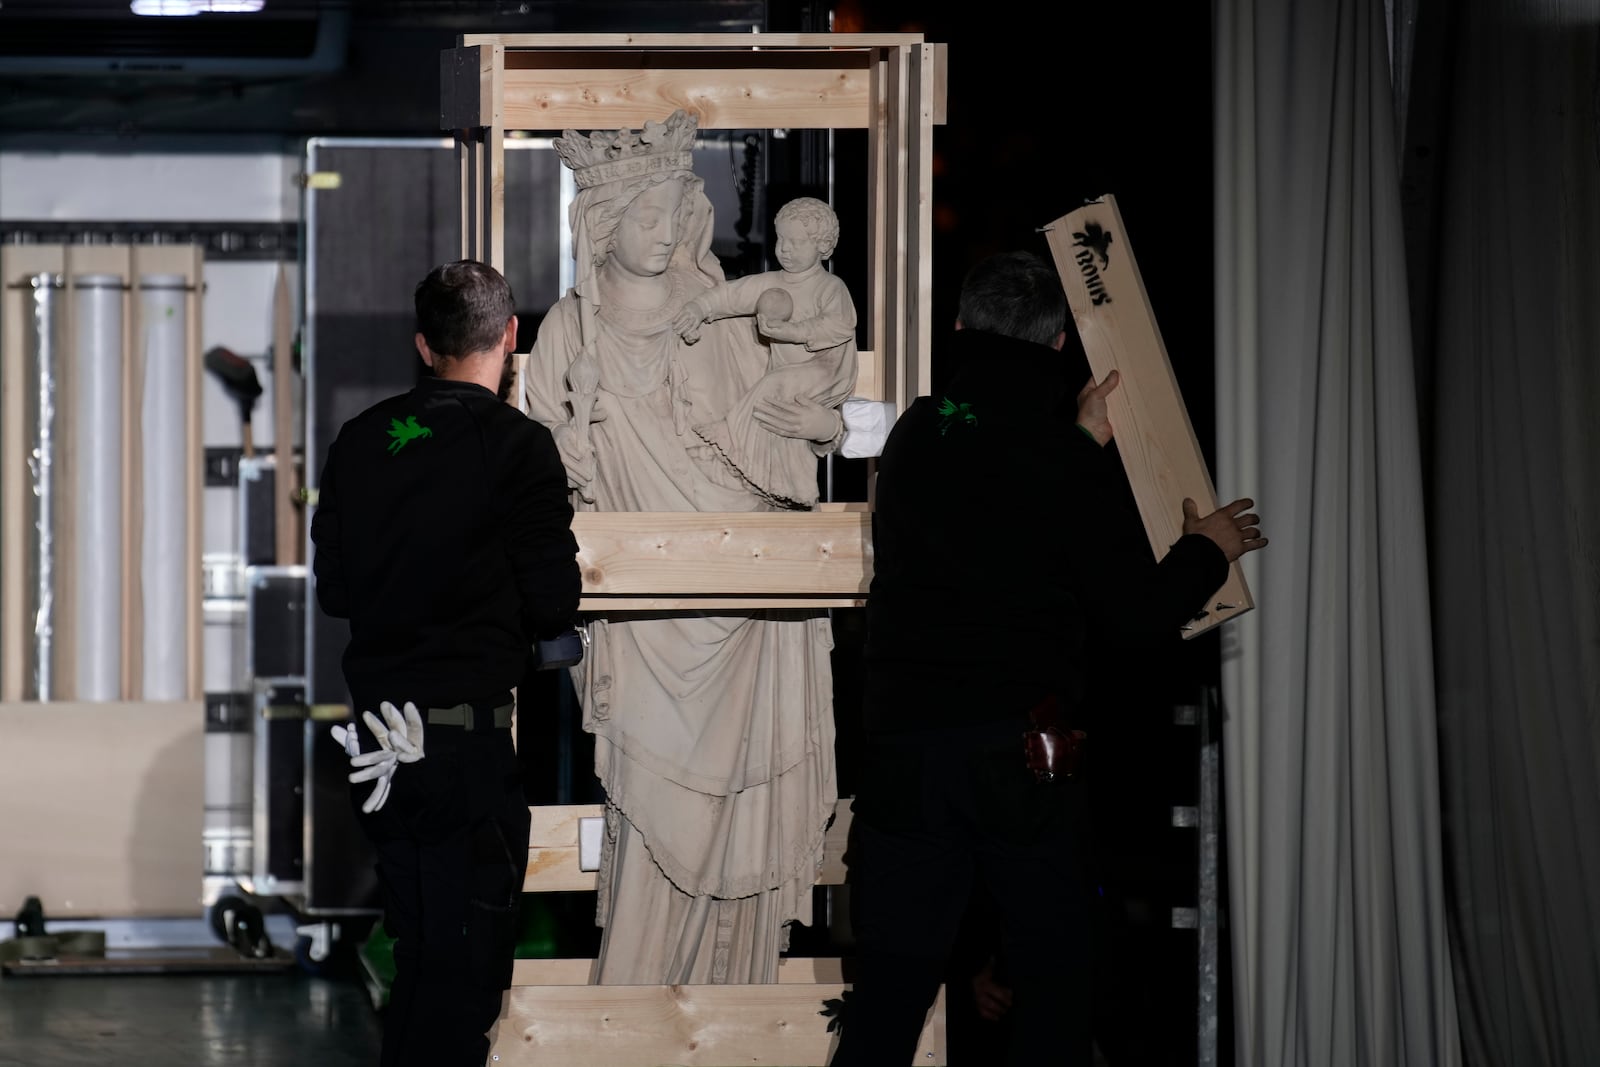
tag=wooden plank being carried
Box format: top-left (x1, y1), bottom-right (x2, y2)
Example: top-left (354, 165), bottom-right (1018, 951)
top-left (1043, 195), bottom-right (1253, 637)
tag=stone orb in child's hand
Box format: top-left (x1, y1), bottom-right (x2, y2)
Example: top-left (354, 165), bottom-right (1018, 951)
top-left (756, 288), bottom-right (794, 322)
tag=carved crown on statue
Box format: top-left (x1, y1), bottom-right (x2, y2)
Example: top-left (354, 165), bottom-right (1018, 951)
top-left (554, 108), bottom-right (699, 190)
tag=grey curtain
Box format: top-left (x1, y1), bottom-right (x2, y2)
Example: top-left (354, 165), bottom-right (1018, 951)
top-left (1213, 0), bottom-right (1462, 1062)
top-left (1420, 3), bottom-right (1600, 1064)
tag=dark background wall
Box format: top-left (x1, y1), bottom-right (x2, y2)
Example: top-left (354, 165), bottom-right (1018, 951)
top-left (0, 3), bottom-right (1222, 1060)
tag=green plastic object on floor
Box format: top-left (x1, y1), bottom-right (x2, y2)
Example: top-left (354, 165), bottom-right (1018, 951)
top-left (358, 893), bottom-right (558, 1011)
top-left (356, 922), bottom-right (396, 1010)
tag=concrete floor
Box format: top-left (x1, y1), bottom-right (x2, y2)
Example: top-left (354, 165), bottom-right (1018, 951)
top-left (0, 970), bottom-right (382, 1067)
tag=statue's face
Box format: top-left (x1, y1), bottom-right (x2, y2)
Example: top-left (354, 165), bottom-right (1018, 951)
top-left (775, 216), bottom-right (822, 274)
top-left (611, 180), bottom-right (686, 278)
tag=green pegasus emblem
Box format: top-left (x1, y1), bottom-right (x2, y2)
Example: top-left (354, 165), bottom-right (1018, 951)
top-left (936, 397), bottom-right (976, 436)
top-left (386, 415), bottom-right (433, 454)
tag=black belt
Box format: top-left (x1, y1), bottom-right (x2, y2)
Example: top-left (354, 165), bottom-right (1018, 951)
top-left (425, 702), bottom-right (513, 732)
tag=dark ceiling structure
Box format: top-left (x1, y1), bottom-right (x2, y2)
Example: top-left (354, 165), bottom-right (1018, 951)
top-left (0, 0), bottom-right (790, 138)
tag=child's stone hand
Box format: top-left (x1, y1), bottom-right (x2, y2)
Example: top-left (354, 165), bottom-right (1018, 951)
top-left (757, 316), bottom-right (807, 344)
top-left (674, 300), bottom-right (706, 343)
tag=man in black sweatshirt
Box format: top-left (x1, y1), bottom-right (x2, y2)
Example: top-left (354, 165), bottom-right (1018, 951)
top-left (310, 259), bottom-right (580, 1067)
top-left (828, 250), bottom-right (1267, 1066)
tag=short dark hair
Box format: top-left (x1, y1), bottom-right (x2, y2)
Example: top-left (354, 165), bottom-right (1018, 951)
top-left (956, 250), bottom-right (1066, 347)
top-left (414, 260), bottom-right (515, 359)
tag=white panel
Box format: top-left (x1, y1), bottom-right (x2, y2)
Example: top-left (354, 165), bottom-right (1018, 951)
top-left (202, 603), bottom-right (247, 693)
top-left (579, 816), bottom-right (604, 872)
top-left (0, 152), bottom-right (291, 222)
top-left (203, 486), bottom-right (241, 557)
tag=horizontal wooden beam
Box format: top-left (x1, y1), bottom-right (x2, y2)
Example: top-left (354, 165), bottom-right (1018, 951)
top-left (499, 53), bottom-right (874, 131)
top-left (525, 799), bottom-right (854, 893)
top-left (492, 978), bottom-right (945, 1066)
top-left (461, 32), bottom-right (931, 49)
top-left (573, 512), bottom-right (871, 607)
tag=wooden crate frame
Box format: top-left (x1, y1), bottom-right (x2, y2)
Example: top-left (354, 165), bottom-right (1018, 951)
top-left (442, 35), bottom-right (948, 1065)
top-left (443, 32), bottom-right (946, 608)
top-left (502, 800), bottom-right (947, 1067)
top-left (1, 245), bottom-right (205, 702)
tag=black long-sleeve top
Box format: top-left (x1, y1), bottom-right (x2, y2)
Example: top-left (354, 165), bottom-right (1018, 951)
top-left (862, 327), bottom-right (1227, 737)
top-left (310, 375), bottom-right (581, 713)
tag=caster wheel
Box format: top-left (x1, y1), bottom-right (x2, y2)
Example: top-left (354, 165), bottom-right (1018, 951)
top-left (208, 894), bottom-right (247, 944)
top-left (211, 895), bottom-right (272, 959)
top-left (293, 933), bottom-right (327, 975)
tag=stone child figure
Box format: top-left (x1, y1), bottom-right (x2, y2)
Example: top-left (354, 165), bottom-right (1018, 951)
top-left (675, 196), bottom-right (858, 508)
top-left (521, 109), bottom-right (840, 985)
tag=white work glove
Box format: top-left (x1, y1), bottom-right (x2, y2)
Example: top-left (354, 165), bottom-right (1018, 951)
top-left (330, 701), bottom-right (425, 814)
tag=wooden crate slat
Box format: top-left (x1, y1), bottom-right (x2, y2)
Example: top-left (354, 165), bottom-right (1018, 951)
top-left (462, 32), bottom-right (930, 49)
top-left (572, 511), bottom-right (871, 598)
top-left (499, 60), bottom-right (874, 131)
top-left (492, 982), bottom-right (945, 1066)
top-left (525, 799), bottom-right (853, 893)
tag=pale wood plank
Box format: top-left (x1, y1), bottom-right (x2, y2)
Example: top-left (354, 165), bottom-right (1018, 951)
top-left (881, 47), bottom-right (911, 416)
top-left (483, 42), bottom-right (506, 270)
top-left (524, 799), bottom-right (853, 893)
top-left (1043, 196), bottom-right (1254, 637)
top-left (0, 700), bottom-right (205, 917)
top-left (853, 345), bottom-right (881, 403)
top-left (462, 32), bottom-right (929, 49)
top-left (490, 982), bottom-right (945, 1066)
top-left (571, 511), bottom-right (871, 598)
top-left (907, 44), bottom-right (937, 401)
top-left (500, 61), bottom-right (874, 131)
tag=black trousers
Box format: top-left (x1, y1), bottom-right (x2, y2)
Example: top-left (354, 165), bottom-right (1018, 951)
top-left (830, 734), bottom-right (1093, 1067)
top-left (353, 719), bottom-right (531, 1067)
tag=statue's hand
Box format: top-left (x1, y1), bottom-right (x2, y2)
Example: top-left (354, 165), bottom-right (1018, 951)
top-left (552, 423), bottom-right (598, 490)
top-left (757, 316), bottom-right (807, 344)
top-left (752, 395), bottom-right (841, 443)
top-left (674, 300), bottom-right (706, 343)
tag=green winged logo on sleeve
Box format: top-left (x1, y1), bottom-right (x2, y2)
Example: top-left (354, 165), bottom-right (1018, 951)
top-left (386, 415), bottom-right (433, 454)
top-left (936, 397), bottom-right (977, 436)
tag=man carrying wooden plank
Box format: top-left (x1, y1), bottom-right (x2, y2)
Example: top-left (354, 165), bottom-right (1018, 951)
top-left (829, 250), bottom-right (1267, 1066)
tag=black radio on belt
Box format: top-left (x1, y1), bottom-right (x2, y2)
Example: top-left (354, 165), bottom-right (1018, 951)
top-left (532, 627), bottom-right (587, 671)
